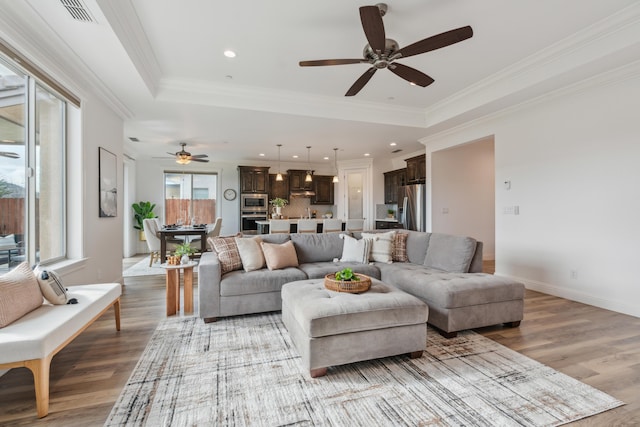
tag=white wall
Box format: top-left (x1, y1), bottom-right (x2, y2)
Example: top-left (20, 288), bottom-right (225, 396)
top-left (431, 138), bottom-right (495, 259)
top-left (422, 69), bottom-right (640, 318)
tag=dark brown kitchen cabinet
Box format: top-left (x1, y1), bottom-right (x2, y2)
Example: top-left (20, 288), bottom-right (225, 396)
top-left (405, 154), bottom-right (426, 183)
top-left (238, 166), bottom-right (269, 193)
top-left (375, 221), bottom-right (404, 230)
top-left (312, 175), bottom-right (334, 205)
top-left (268, 173), bottom-right (289, 200)
top-left (287, 169), bottom-right (314, 192)
top-left (383, 168), bottom-right (407, 204)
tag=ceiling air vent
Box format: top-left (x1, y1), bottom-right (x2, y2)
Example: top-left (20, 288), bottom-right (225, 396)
top-left (128, 137), bottom-right (140, 142)
top-left (391, 149), bottom-right (403, 154)
top-left (60, 0), bottom-right (95, 23)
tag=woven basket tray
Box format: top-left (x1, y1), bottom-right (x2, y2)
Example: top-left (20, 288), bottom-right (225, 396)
top-left (324, 273), bottom-right (371, 294)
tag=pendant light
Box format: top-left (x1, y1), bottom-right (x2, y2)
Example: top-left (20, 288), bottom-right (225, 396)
top-left (332, 147), bottom-right (339, 183)
top-left (305, 146), bottom-right (313, 182)
top-left (276, 144), bottom-right (283, 181)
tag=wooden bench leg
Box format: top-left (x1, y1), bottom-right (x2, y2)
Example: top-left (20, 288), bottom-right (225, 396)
top-left (113, 298), bottom-right (121, 331)
top-left (310, 367), bottom-right (327, 378)
top-left (24, 357), bottom-right (51, 418)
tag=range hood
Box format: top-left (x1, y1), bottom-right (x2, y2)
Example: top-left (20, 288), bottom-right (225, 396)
top-left (290, 190), bottom-right (315, 197)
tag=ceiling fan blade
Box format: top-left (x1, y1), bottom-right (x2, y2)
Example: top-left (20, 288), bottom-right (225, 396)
top-left (359, 5), bottom-right (386, 54)
top-left (0, 151), bottom-right (20, 159)
top-left (167, 152), bottom-right (177, 156)
top-left (395, 26), bottom-right (473, 59)
top-left (388, 63), bottom-right (434, 87)
top-left (345, 67), bottom-right (377, 97)
top-left (190, 154), bottom-right (208, 158)
top-left (190, 158), bottom-right (209, 163)
top-left (299, 59), bottom-right (366, 67)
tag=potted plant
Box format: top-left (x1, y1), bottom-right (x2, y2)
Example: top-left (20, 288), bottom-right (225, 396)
top-left (334, 267), bottom-right (360, 281)
top-left (174, 242), bottom-right (196, 264)
top-left (387, 209), bottom-right (395, 218)
top-left (270, 197), bottom-right (288, 218)
top-left (132, 201), bottom-right (157, 240)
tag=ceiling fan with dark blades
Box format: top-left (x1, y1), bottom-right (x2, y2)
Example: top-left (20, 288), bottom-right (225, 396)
top-left (167, 142), bottom-right (209, 164)
top-left (299, 3), bottom-right (473, 96)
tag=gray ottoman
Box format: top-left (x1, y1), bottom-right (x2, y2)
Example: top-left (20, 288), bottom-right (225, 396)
top-left (281, 278), bottom-right (428, 378)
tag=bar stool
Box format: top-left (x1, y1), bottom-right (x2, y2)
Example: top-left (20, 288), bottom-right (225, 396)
top-left (322, 218), bottom-right (342, 233)
top-left (345, 219), bottom-right (365, 233)
top-left (297, 219), bottom-right (318, 233)
top-left (269, 219), bottom-right (291, 234)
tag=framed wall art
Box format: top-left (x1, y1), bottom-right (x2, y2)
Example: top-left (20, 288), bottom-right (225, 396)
top-left (99, 147), bottom-right (117, 217)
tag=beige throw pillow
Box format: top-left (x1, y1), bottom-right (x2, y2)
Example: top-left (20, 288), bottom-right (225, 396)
top-left (339, 234), bottom-right (373, 263)
top-left (0, 262), bottom-right (44, 328)
top-left (261, 240), bottom-right (299, 270)
top-left (362, 231), bottom-right (397, 263)
top-left (235, 236), bottom-right (266, 272)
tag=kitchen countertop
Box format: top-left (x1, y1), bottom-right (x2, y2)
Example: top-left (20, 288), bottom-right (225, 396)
top-left (256, 218), bottom-right (341, 225)
top-left (376, 218), bottom-right (399, 222)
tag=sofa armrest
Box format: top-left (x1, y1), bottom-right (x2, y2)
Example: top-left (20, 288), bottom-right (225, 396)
top-left (468, 241), bottom-right (483, 273)
top-left (198, 251), bottom-right (222, 320)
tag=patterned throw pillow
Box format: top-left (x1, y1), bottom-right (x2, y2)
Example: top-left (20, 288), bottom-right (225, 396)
top-left (210, 236), bottom-right (243, 274)
top-left (0, 262), bottom-right (44, 328)
top-left (393, 232), bottom-right (409, 262)
top-left (361, 231), bottom-right (397, 263)
top-left (339, 234), bottom-right (373, 263)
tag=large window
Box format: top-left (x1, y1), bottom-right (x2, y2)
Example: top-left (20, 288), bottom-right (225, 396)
top-left (0, 56), bottom-right (66, 271)
top-left (164, 172), bottom-right (217, 225)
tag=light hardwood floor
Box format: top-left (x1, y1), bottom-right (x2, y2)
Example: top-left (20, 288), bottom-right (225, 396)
top-left (0, 256), bottom-right (638, 426)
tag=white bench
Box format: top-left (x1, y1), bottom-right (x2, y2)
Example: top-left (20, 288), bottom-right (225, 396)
top-left (0, 283), bottom-right (121, 418)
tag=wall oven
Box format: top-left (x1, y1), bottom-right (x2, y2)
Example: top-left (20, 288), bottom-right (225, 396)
top-left (241, 211), bottom-right (268, 234)
top-left (241, 193), bottom-right (269, 211)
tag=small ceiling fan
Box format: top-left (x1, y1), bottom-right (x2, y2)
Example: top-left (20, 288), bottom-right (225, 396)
top-left (299, 3), bottom-right (473, 96)
top-left (168, 142), bottom-right (209, 164)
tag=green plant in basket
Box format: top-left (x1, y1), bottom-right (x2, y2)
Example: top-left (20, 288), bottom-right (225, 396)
top-left (335, 267), bottom-right (360, 281)
top-left (174, 242), bottom-right (196, 257)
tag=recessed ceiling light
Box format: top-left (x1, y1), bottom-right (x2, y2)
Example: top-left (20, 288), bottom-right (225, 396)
top-left (389, 142), bottom-right (397, 146)
top-left (409, 82), bottom-right (417, 86)
top-left (259, 153), bottom-right (265, 157)
top-left (323, 156), bottom-right (329, 160)
top-left (224, 50), bottom-right (236, 58)
top-left (292, 155), bottom-right (299, 159)
top-left (364, 153), bottom-right (370, 157)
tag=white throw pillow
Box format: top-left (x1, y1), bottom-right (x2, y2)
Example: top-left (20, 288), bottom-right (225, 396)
top-left (33, 266), bottom-right (68, 305)
top-left (235, 236), bottom-right (265, 272)
top-left (339, 234), bottom-right (373, 263)
top-left (362, 231), bottom-right (397, 263)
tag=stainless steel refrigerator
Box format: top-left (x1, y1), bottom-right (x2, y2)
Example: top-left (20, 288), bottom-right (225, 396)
top-left (400, 184), bottom-right (426, 231)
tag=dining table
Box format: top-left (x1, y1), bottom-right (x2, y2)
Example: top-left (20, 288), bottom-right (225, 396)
top-left (158, 225), bottom-right (208, 263)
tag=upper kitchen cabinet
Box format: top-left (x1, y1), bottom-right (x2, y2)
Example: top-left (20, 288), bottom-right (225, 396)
top-left (238, 166), bottom-right (270, 193)
top-left (312, 175), bottom-right (334, 205)
top-left (383, 168), bottom-right (406, 204)
top-left (268, 173), bottom-right (289, 200)
top-left (405, 154), bottom-right (426, 184)
top-left (287, 169), bottom-right (314, 192)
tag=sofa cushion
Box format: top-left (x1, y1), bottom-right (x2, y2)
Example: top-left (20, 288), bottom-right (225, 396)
top-left (393, 232), bottom-right (409, 262)
top-left (261, 240), bottom-right (299, 270)
top-left (235, 236), bottom-right (265, 272)
top-left (0, 262), bottom-right (44, 328)
top-left (210, 236), bottom-right (243, 274)
top-left (291, 233), bottom-right (343, 263)
top-left (361, 230), bottom-right (396, 263)
top-left (220, 268), bottom-right (307, 296)
top-left (339, 234), bottom-right (373, 263)
top-left (424, 233), bottom-right (477, 273)
top-left (405, 231), bottom-right (431, 265)
top-left (296, 261), bottom-right (381, 280)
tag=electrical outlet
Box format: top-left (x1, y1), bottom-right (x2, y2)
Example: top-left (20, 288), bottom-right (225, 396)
top-left (570, 270), bottom-right (578, 280)
top-left (442, 207), bottom-right (449, 214)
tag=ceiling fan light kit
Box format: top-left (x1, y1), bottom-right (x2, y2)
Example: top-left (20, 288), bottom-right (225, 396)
top-left (299, 3), bottom-right (473, 96)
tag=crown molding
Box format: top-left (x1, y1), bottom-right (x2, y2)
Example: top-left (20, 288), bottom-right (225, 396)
top-left (422, 3), bottom-right (640, 132)
top-left (0, 2), bottom-right (132, 119)
top-left (96, 0), bottom-right (161, 97)
top-left (157, 78), bottom-right (427, 128)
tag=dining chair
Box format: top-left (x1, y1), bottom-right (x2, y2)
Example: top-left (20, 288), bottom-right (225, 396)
top-left (322, 218), bottom-right (342, 233)
top-left (143, 218), bottom-right (179, 266)
top-left (190, 217), bottom-right (222, 250)
top-left (297, 219), bottom-right (318, 234)
top-left (345, 218), bottom-right (365, 233)
top-left (269, 219), bottom-right (291, 234)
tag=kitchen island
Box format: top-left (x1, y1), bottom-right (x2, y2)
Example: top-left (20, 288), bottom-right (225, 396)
top-left (255, 218), bottom-right (344, 234)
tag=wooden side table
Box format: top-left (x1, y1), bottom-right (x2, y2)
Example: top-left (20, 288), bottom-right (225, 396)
top-left (161, 262), bottom-right (197, 316)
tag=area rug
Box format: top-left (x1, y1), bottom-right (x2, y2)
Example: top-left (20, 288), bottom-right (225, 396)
top-left (105, 314), bottom-right (623, 427)
top-left (123, 257), bottom-right (199, 277)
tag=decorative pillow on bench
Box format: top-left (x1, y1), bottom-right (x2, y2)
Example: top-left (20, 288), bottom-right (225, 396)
top-left (0, 262), bottom-right (44, 328)
top-left (33, 266), bottom-right (68, 305)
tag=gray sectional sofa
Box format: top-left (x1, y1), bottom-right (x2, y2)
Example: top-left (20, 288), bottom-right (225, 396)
top-left (198, 230), bottom-right (525, 337)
